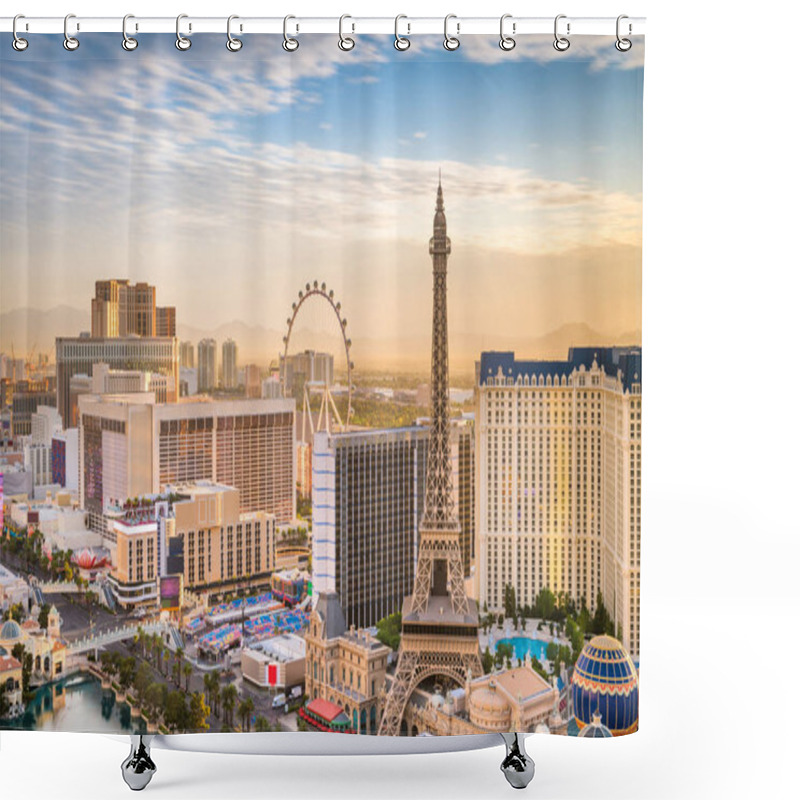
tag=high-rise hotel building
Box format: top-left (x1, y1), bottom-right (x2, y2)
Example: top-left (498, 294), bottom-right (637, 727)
top-left (109, 482), bottom-right (276, 608)
top-left (476, 348), bottom-right (642, 657)
top-left (91, 278), bottom-right (176, 340)
top-left (56, 336), bottom-right (178, 427)
top-left (222, 339), bottom-right (239, 390)
top-left (197, 339), bottom-right (217, 392)
top-left (78, 393), bottom-right (296, 542)
top-left (313, 427), bottom-right (428, 631)
top-left (311, 416), bottom-right (474, 630)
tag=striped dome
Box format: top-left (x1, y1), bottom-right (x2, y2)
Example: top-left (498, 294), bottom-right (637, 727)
top-left (571, 635), bottom-right (638, 736)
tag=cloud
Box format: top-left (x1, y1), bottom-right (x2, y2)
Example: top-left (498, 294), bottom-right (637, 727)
top-left (0, 33), bottom-right (642, 342)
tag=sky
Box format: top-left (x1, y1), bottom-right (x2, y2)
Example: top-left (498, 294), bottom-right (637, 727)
top-left (0, 33), bottom-right (643, 370)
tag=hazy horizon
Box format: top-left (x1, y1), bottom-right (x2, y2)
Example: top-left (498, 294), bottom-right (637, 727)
top-left (1, 34), bottom-right (643, 372)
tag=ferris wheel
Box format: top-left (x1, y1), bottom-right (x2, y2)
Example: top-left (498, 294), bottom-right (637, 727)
top-left (282, 280), bottom-right (353, 436)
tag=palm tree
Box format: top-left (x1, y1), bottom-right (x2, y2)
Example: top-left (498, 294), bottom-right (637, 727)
top-left (172, 657), bottom-right (182, 687)
top-left (204, 669), bottom-right (221, 717)
top-left (183, 662), bottom-right (193, 693)
top-left (153, 637), bottom-right (164, 674)
top-left (221, 684), bottom-right (238, 728)
top-left (237, 697), bottom-right (254, 732)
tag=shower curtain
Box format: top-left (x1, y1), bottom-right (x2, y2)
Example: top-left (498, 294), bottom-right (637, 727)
top-left (0, 30), bottom-right (643, 739)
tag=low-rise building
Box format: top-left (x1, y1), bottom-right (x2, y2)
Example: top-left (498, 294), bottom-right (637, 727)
top-left (304, 592), bottom-right (390, 735)
top-left (109, 482), bottom-right (276, 610)
top-left (0, 654), bottom-right (24, 719)
top-left (241, 633), bottom-right (306, 690)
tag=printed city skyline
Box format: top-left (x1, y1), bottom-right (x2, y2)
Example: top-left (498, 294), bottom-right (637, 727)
top-left (0, 34), bottom-right (643, 371)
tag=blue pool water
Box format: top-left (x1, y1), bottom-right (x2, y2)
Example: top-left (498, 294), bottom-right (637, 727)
top-left (496, 636), bottom-right (550, 662)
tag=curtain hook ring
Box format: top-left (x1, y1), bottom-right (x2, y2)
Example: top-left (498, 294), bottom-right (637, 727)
top-left (499, 14), bottom-right (516, 51)
top-left (175, 14), bottom-right (191, 50)
top-left (227, 15), bottom-right (243, 51)
top-left (63, 13), bottom-right (79, 51)
top-left (122, 15), bottom-right (138, 51)
top-left (283, 15), bottom-right (299, 51)
top-left (338, 14), bottom-right (355, 51)
top-left (394, 15), bottom-right (410, 51)
top-left (553, 14), bottom-right (570, 52)
top-left (615, 15), bottom-right (632, 51)
top-left (443, 14), bottom-right (460, 51)
top-left (12, 15), bottom-right (29, 51)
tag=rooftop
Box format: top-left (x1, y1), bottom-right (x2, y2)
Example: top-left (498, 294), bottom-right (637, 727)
top-left (479, 347), bottom-right (642, 393)
top-left (401, 594), bottom-right (480, 627)
top-left (474, 666), bottom-right (555, 704)
top-left (0, 655), bottom-right (22, 672)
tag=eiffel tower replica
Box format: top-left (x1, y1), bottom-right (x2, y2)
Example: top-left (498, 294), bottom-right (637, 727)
top-left (378, 176), bottom-right (482, 736)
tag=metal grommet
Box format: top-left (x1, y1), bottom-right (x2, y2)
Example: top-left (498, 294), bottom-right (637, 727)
top-left (499, 14), bottom-right (516, 51)
top-left (226, 15), bottom-right (242, 51)
top-left (63, 13), bottom-right (79, 51)
top-left (338, 14), bottom-right (355, 51)
top-left (443, 14), bottom-right (460, 51)
top-left (394, 15), bottom-right (410, 51)
top-left (283, 15), bottom-right (299, 51)
top-left (615, 15), bottom-right (632, 51)
top-left (12, 15), bottom-right (28, 51)
top-left (122, 14), bottom-right (138, 51)
top-left (175, 14), bottom-right (191, 51)
top-left (553, 14), bottom-right (570, 52)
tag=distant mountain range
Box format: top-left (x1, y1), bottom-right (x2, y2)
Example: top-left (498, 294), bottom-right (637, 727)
top-left (1, 306), bottom-right (640, 373)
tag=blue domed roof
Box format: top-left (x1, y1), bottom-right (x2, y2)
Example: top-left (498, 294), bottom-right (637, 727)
top-left (571, 635), bottom-right (638, 736)
top-left (0, 619), bottom-right (23, 641)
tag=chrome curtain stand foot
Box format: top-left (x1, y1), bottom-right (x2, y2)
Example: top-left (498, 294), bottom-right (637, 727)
top-left (121, 735), bottom-right (157, 791)
top-left (499, 733), bottom-right (535, 789)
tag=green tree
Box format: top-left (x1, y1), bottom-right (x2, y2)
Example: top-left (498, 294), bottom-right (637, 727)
top-left (238, 697), bottom-right (255, 731)
top-left (118, 656), bottom-right (137, 690)
top-left (0, 681), bottom-right (9, 718)
top-left (188, 691), bottom-right (211, 732)
top-left (495, 642), bottom-right (514, 670)
top-left (152, 637), bottom-right (164, 674)
top-left (204, 670), bottom-right (221, 717)
top-left (183, 662), bottom-right (193, 692)
top-left (481, 646), bottom-right (494, 674)
top-left (164, 690), bottom-right (188, 732)
top-left (221, 684), bottom-right (238, 728)
top-left (134, 663), bottom-right (154, 705)
top-left (376, 612), bottom-right (402, 651)
top-left (503, 583), bottom-right (517, 621)
top-left (591, 591), bottom-right (614, 635)
top-left (37, 603), bottom-right (52, 630)
top-left (535, 588), bottom-right (556, 621)
top-left (546, 641), bottom-right (559, 663)
top-left (254, 715), bottom-right (271, 732)
top-left (11, 643), bottom-right (32, 695)
top-left (145, 682), bottom-right (168, 720)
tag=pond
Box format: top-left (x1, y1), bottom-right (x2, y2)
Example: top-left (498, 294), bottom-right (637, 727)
top-left (5, 673), bottom-right (147, 733)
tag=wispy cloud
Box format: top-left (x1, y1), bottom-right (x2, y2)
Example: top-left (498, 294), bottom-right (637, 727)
top-left (0, 33), bottom-right (642, 346)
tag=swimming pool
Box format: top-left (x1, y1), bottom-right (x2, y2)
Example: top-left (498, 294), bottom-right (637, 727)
top-left (495, 636), bottom-right (550, 662)
top-left (495, 637), bottom-right (565, 689)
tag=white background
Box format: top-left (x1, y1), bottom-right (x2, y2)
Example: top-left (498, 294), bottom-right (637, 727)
top-left (2, 1), bottom-right (798, 798)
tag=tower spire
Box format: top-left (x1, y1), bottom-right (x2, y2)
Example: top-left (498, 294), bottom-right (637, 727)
top-left (377, 177), bottom-right (482, 737)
